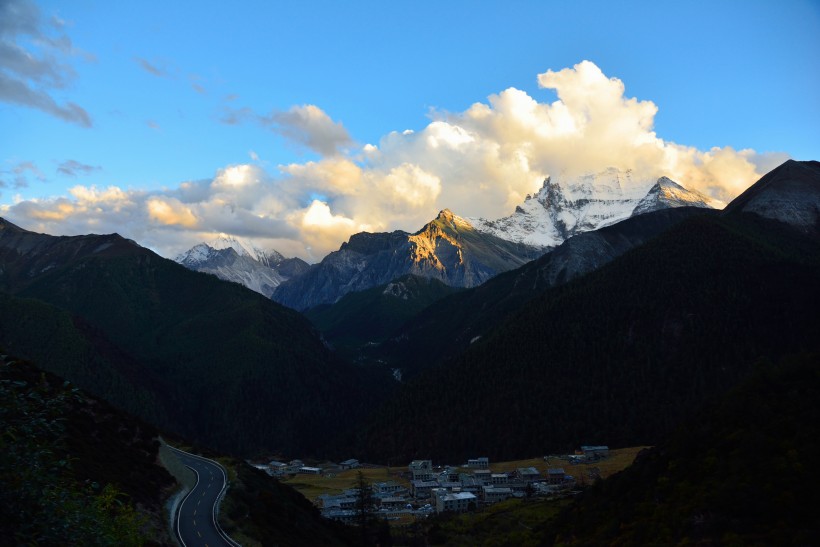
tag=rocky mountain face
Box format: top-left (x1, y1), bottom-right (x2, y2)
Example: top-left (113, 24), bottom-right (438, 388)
top-left (723, 159), bottom-right (820, 232)
top-left (175, 235), bottom-right (309, 298)
top-left (631, 176), bottom-right (712, 215)
top-left (272, 209), bottom-right (542, 311)
top-left (468, 169), bottom-right (711, 248)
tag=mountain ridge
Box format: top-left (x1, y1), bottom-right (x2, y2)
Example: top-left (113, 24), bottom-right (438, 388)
top-left (272, 209), bottom-right (543, 311)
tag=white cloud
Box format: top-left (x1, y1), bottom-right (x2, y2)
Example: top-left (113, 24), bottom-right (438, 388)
top-left (1, 61), bottom-right (784, 261)
top-left (263, 104), bottom-right (353, 156)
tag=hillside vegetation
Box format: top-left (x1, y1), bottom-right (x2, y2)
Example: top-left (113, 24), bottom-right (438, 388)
top-left (354, 214), bottom-right (820, 463)
top-left (0, 221), bottom-right (387, 457)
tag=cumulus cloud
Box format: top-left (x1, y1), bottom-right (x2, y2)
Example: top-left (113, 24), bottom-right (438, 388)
top-left (222, 102), bottom-right (353, 156)
top-left (0, 0), bottom-right (92, 126)
top-left (263, 104), bottom-right (353, 156)
top-left (1, 61), bottom-right (784, 261)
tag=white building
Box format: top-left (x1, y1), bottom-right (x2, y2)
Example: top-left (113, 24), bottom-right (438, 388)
top-left (482, 486), bottom-right (513, 504)
top-left (435, 492), bottom-right (477, 514)
top-left (409, 459), bottom-right (434, 481)
top-left (467, 457), bottom-right (489, 469)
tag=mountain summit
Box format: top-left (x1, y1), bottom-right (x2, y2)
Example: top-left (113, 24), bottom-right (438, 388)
top-left (724, 159), bottom-right (820, 232)
top-left (468, 169), bottom-right (708, 248)
top-left (175, 235), bottom-right (308, 297)
top-left (272, 210), bottom-right (542, 311)
top-left (631, 176), bottom-right (712, 216)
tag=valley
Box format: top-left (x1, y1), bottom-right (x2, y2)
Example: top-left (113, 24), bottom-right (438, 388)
top-left (1, 159), bottom-right (819, 545)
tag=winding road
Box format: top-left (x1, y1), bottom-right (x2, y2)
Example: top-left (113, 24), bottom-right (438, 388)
top-left (170, 447), bottom-right (241, 547)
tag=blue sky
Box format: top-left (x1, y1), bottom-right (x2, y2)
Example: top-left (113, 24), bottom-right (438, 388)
top-left (1, 0), bottom-right (818, 259)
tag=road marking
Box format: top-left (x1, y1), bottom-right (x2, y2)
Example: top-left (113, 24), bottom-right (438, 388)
top-left (197, 531), bottom-right (202, 538)
top-left (194, 509), bottom-right (197, 516)
top-left (193, 519), bottom-right (196, 526)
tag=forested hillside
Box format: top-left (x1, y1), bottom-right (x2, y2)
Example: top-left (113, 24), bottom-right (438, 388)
top-left (544, 352), bottom-right (820, 546)
top-left (305, 274), bottom-right (462, 362)
top-left (375, 206), bottom-right (711, 379)
top-left (0, 220), bottom-right (388, 457)
top-left (354, 213), bottom-right (820, 462)
top-left (0, 355), bottom-right (174, 545)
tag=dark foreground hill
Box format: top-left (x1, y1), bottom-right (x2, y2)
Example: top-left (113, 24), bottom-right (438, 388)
top-left (0, 218), bottom-right (386, 456)
top-left (544, 352), bottom-right (820, 546)
top-left (353, 211), bottom-right (820, 462)
top-left (411, 353), bottom-right (820, 546)
top-left (0, 355), bottom-right (358, 546)
top-left (0, 354), bottom-right (175, 545)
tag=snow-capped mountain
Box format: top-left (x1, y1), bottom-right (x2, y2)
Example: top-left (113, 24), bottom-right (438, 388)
top-left (271, 209), bottom-right (543, 311)
top-left (632, 177), bottom-right (712, 216)
top-left (175, 235), bottom-right (309, 297)
top-left (468, 169), bottom-right (712, 248)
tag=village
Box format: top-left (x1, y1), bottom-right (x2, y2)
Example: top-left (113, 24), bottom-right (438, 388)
top-left (251, 446), bottom-right (621, 524)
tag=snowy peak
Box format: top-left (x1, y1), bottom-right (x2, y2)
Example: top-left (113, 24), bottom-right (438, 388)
top-left (631, 177), bottom-right (712, 216)
top-left (174, 236), bottom-right (308, 298)
top-left (468, 168), bottom-right (648, 248)
top-left (468, 169), bottom-right (717, 249)
top-left (175, 242), bottom-right (225, 265)
top-left (201, 234), bottom-right (286, 266)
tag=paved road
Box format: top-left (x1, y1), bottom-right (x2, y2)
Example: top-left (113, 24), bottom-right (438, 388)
top-left (170, 447), bottom-right (241, 547)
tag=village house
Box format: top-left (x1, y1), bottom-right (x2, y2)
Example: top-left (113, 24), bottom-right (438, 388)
top-left (482, 485), bottom-right (513, 504)
top-left (374, 481), bottom-right (407, 498)
top-left (580, 445), bottom-right (610, 459)
top-left (409, 460), bottom-right (434, 481)
top-left (411, 479), bottom-right (438, 500)
top-left (319, 494), bottom-right (357, 511)
top-left (299, 466), bottom-right (323, 475)
top-left (467, 457), bottom-right (489, 469)
top-left (547, 467), bottom-right (568, 485)
top-left (268, 460), bottom-right (288, 476)
top-left (490, 473), bottom-right (509, 485)
top-left (435, 491), bottom-right (477, 514)
top-left (322, 509), bottom-right (356, 524)
top-left (516, 467), bottom-right (541, 483)
top-left (339, 458), bottom-right (360, 470)
top-left (473, 469), bottom-right (492, 484)
top-left (378, 497), bottom-right (407, 511)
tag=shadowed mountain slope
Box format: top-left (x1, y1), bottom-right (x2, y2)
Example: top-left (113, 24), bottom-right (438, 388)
top-left (272, 209), bottom-right (542, 311)
top-left (374, 206), bottom-right (713, 379)
top-left (353, 209), bottom-right (820, 462)
top-left (0, 218), bottom-right (386, 457)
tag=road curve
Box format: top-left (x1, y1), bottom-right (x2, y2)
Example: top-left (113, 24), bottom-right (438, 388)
top-left (170, 446), bottom-right (241, 547)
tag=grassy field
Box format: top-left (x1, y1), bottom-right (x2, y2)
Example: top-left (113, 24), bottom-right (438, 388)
top-left (280, 446), bottom-right (648, 502)
top-left (282, 465), bottom-right (411, 502)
